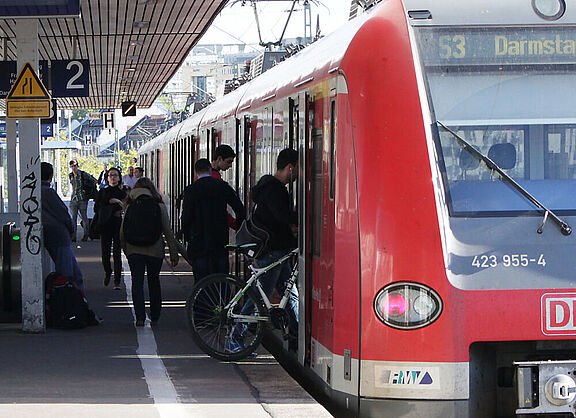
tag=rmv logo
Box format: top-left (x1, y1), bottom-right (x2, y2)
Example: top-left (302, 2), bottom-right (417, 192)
top-left (542, 293), bottom-right (576, 335)
top-left (380, 369), bottom-right (434, 386)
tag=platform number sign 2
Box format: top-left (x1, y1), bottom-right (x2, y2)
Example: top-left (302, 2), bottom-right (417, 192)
top-left (51, 59), bottom-right (90, 97)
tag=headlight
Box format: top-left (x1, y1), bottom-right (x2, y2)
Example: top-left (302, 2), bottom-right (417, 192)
top-left (532, 0), bottom-right (565, 20)
top-left (374, 282), bottom-right (442, 330)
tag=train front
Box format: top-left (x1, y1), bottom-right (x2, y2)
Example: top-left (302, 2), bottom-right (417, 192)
top-left (358, 1), bottom-right (576, 417)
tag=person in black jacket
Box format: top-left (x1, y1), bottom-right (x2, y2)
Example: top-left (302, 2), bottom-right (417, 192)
top-left (94, 167), bottom-right (127, 289)
top-left (230, 148), bottom-right (299, 353)
top-left (181, 158), bottom-right (245, 282)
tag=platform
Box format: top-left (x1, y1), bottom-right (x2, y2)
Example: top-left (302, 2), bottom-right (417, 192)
top-left (0, 235), bottom-right (332, 418)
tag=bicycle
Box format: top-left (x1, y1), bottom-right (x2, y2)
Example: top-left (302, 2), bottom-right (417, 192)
top-left (186, 244), bottom-right (298, 361)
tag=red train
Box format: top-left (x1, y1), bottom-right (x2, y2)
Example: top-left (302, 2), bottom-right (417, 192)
top-left (139, 0), bottom-right (576, 416)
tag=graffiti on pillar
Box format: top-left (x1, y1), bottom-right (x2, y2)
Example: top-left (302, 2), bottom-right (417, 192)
top-left (22, 156), bottom-right (41, 255)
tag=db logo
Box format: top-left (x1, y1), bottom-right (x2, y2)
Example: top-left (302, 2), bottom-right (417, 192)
top-left (542, 293), bottom-right (576, 335)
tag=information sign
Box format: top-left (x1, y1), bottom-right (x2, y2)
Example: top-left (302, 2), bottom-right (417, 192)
top-left (41, 99), bottom-right (57, 124)
top-left (102, 112), bottom-right (115, 129)
top-left (0, 0), bottom-right (80, 17)
top-left (41, 123), bottom-right (53, 137)
top-left (420, 27), bottom-right (576, 66)
top-left (6, 62), bottom-right (51, 119)
top-left (51, 59), bottom-right (90, 97)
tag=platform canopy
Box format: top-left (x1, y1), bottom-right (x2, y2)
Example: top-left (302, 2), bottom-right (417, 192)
top-left (0, 0), bottom-right (228, 109)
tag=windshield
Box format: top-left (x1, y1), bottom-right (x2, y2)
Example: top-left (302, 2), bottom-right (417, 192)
top-left (416, 26), bottom-right (576, 215)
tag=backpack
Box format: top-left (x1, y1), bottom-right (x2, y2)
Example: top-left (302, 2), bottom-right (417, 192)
top-left (123, 195), bottom-right (163, 246)
top-left (235, 205), bottom-right (270, 259)
top-left (46, 273), bottom-right (91, 329)
top-left (81, 172), bottom-right (98, 200)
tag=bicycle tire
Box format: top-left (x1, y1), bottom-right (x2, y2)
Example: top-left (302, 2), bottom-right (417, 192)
top-left (186, 273), bottom-right (268, 361)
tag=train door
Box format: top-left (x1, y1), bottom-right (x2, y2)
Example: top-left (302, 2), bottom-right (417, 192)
top-left (169, 143), bottom-right (176, 231)
top-left (244, 116), bottom-right (255, 208)
top-left (297, 92), bottom-right (311, 366)
top-left (211, 127), bottom-right (219, 160)
top-left (205, 128), bottom-right (211, 160)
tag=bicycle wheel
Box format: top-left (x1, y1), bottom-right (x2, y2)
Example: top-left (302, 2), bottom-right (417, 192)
top-left (186, 273), bottom-right (268, 361)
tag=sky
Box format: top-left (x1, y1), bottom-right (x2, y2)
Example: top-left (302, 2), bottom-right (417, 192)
top-left (200, 1), bottom-right (352, 48)
top-left (108, 1), bottom-right (352, 140)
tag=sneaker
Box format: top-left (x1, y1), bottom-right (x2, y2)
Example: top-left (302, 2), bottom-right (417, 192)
top-left (224, 341), bottom-right (258, 357)
top-left (225, 341), bottom-right (245, 353)
top-left (135, 320), bottom-right (145, 327)
top-left (104, 275), bottom-right (111, 286)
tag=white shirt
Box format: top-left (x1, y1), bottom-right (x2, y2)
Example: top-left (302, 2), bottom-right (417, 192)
top-left (122, 174), bottom-right (137, 189)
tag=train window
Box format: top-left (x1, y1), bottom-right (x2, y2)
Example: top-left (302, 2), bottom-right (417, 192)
top-left (416, 25), bottom-right (576, 215)
top-left (311, 120), bottom-right (323, 256)
top-left (329, 100), bottom-right (336, 201)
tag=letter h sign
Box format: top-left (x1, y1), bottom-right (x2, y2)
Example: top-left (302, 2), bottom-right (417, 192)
top-left (542, 293), bottom-right (576, 335)
top-left (102, 111), bottom-right (115, 130)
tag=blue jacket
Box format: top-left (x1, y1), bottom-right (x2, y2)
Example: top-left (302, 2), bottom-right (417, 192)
top-left (41, 180), bottom-right (73, 247)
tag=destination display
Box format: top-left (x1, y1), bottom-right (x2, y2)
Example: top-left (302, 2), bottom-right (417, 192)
top-left (0, 0), bottom-right (79, 17)
top-left (419, 27), bottom-right (576, 66)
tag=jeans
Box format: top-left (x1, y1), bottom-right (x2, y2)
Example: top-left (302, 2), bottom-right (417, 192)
top-left (100, 217), bottom-right (122, 283)
top-left (46, 245), bottom-right (85, 293)
top-left (190, 249), bottom-right (229, 283)
top-left (233, 250), bottom-right (299, 342)
top-left (69, 199), bottom-right (89, 238)
top-left (127, 254), bottom-right (164, 322)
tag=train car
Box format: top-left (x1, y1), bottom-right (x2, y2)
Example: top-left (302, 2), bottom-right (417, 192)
top-left (139, 0), bottom-right (576, 416)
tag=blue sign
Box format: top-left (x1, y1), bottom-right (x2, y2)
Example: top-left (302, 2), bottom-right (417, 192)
top-left (0, 120), bottom-right (5, 139)
top-left (51, 59), bottom-right (90, 97)
top-left (41, 99), bottom-right (57, 124)
top-left (0, 1), bottom-right (80, 17)
top-left (41, 123), bottom-right (54, 138)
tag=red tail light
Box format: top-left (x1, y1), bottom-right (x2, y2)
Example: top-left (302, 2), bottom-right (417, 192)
top-left (374, 282), bottom-right (442, 330)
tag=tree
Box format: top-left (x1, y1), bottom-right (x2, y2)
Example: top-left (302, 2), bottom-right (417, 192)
top-left (72, 109), bottom-right (89, 121)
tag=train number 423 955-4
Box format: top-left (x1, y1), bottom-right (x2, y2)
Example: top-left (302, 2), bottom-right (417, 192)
top-left (471, 254), bottom-right (547, 268)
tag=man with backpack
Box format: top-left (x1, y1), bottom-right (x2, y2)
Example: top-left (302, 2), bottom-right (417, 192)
top-left (68, 160), bottom-right (97, 242)
top-left (229, 149), bottom-right (300, 353)
top-left (41, 162), bottom-right (85, 292)
top-left (181, 158), bottom-right (246, 282)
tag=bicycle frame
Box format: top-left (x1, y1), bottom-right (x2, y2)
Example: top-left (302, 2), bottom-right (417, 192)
top-left (226, 249), bottom-right (298, 323)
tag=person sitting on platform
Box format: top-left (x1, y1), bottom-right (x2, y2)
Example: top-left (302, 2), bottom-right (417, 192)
top-left (41, 162), bottom-right (85, 293)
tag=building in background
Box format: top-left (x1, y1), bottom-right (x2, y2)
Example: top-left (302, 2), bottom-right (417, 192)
top-left (162, 44), bottom-right (259, 111)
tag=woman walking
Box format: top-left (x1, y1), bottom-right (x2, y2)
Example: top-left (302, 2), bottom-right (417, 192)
top-left (94, 167), bottom-right (126, 289)
top-left (121, 178), bottom-right (179, 326)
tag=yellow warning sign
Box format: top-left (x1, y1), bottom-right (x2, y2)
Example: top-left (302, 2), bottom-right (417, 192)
top-left (6, 100), bottom-right (50, 119)
top-left (6, 63), bottom-right (50, 100)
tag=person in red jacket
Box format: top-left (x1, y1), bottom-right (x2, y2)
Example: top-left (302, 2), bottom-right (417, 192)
top-left (210, 144), bottom-right (235, 180)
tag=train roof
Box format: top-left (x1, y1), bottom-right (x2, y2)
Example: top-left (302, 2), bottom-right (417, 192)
top-left (139, 3), bottom-right (377, 151)
top-left (234, 10), bottom-right (371, 111)
top-left (403, 0), bottom-right (576, 25)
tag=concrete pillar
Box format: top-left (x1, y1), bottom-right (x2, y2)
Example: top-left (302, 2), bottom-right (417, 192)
top-left (6, 118), bottom-right (17, 212)
top-left (16, 19), bottom-right (44, 333)
top-left (55, 147), bottom-right (62, 195)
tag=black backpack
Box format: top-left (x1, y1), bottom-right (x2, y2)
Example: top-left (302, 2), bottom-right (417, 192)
top-left (80, 172), bottom-right (98, 200)
top-left (235, 205), bottom-right (270, 259)
top-left (46, 273), bottom-right (91, 329)
top-left (123, 195), bottom-right (163, 246)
